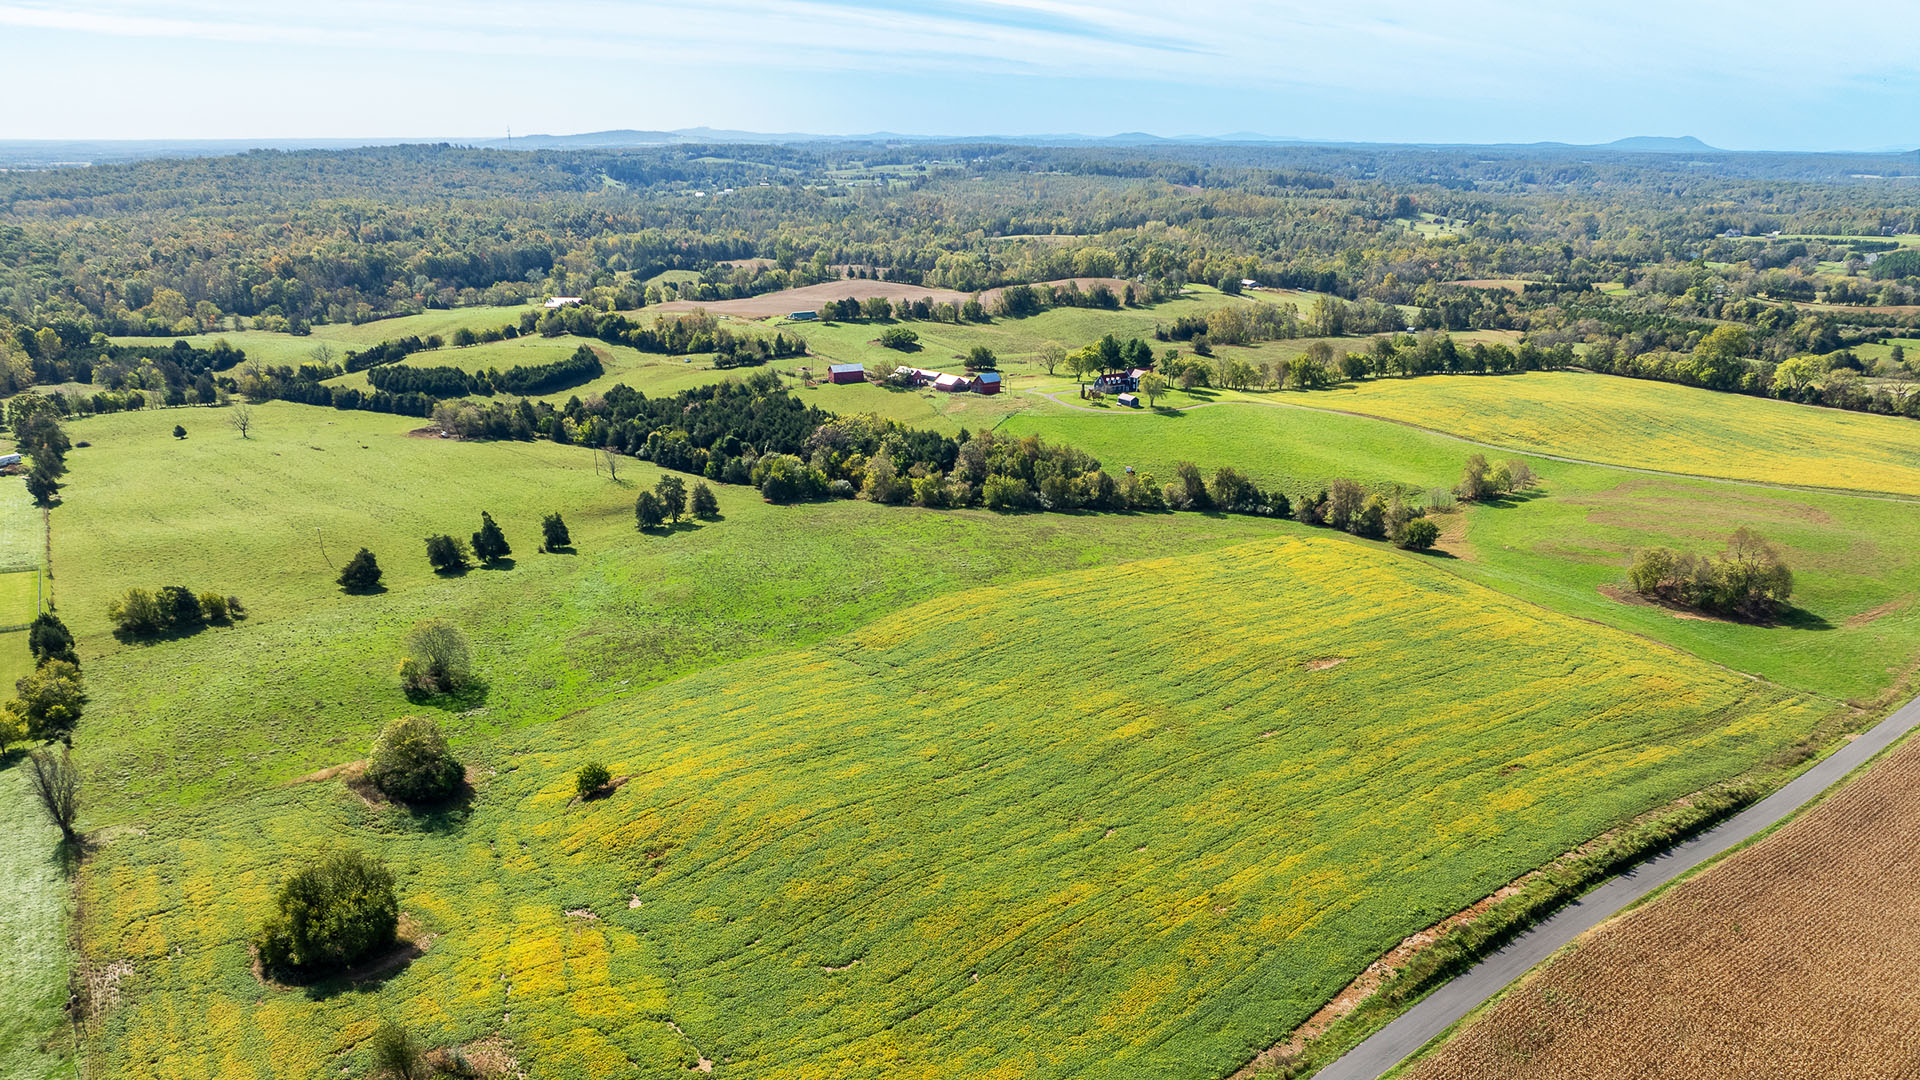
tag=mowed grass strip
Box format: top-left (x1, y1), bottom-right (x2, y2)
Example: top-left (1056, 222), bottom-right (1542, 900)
top-left (1315, 371), bottom-right (1920, 496)
top-left (0, 767), bottom-right (74, 1080)
top-left (77, 537), bottom-right (1828, 1080)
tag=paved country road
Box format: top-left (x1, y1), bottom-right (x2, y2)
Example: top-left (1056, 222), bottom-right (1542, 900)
top-left (1312, 692), bottom-right (1920, 1080)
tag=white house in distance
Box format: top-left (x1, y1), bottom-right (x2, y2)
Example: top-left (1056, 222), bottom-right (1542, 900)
top-left (544, 296), bottom-right (583, 309)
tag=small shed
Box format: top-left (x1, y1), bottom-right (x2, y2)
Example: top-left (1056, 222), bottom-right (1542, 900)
top-left (789, 310), bottom-right (819, 321)
top-left (827, 363), bottom-right (865, 384)
top-left (544, 296), bottom-right (583, 309)
top-left (1116, 393), bottom-right (1139, 408)
top-left (973, 372), bottom-right (1002, 395)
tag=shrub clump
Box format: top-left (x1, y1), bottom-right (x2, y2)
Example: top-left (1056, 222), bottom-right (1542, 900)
top-left (575, 762), bottom-right (611, 799)
top-left (366, 715), bottom-right (462, 803)
top-left (397, 620), bottom-right (472, 695)
top-left (1628, 527), bottom-right (1794, 620)
top-left (424, 533), bottom-right (470, 574)
top-left (108, 584), bottom-right (239, 637)
top-left (252, 849), bottom-right (399, 976)
top-left (338, 548), bottom-right (383, 590)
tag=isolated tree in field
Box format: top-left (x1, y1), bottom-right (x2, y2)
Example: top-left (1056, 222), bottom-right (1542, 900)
top-left (156, 585), bottom-right (204, 630)
top-left (24, 746), bottom-right (80, 844)
top-left (541, 512), bottom-right (571, 551)
top-left (11, 659), bottom-right (84, 743)
top-left (597, 445), bottom-right (622, 483)
top-left (172, 424), bottom-right (187, 440)
top-left (633, 491), bottom-right (665, 531)
top-left (424, 534), bottom-right (470, 574)
top-left (367, 715), bottom-right (462, 803)
top-left (228, 404), bottom-right (255, 439)
top-left (879, 326), bottom-right (918, 350)
top-left (966, 345), bottom-right (998, 371)
top-left (471, 511), bottom-right (511, 564)
top-left (1039, 341), bottom-right (1066, 376)
top-left (369, 1021), bottom-right (425, 1080)
top-left (398, 620), bottom-right (471, 695)
top-left (690, 481), bottom-right (719, 519)
top-left (252, 849), bottom-right (399, 975)
top-left (1138, 371), bottom-right (1167, 408)
top-left (655, 476), bottom-right (687, 524)
top-left (337, 548), bottom-right (383, 591)
top-left (27, 612), bottom-right (76, 667)
top-left (575, 762), bottom-right (612, 799)
top-left (1397, 517), bottom-right (1441, 550)
top-left (1454, 453), bottom-right (1496, 502)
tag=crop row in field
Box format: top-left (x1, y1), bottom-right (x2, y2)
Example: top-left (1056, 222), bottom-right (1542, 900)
top-left (75, 536), bottom-right (1830, 1080)
top-left (1408, 730), bottom-right (1920, 1080)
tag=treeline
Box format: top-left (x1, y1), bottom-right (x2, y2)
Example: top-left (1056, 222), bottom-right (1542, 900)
top-left (365, 345), bottom-right (603, 397)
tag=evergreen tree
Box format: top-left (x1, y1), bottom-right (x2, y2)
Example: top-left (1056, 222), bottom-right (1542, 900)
top-left (634, 491), bottom-right (665, 530)
top-left (690, 481), bottom-right (719, 519)
top-left (27, 612), bottom-right (76, 667)
top-left (471, 511), bottom-right (511, 564)
top-left (337, 548), bottom-right (383, 590)
top-left (541, 512), bottom-right (571, 551)
top-left (424, 534), bottom-right (470, 573)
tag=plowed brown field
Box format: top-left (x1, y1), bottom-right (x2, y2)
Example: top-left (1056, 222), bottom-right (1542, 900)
top-left (1407, 736), bottom-right (1920, 1080)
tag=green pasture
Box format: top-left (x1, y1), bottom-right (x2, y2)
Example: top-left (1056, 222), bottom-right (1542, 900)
top-left (54, 403), bottom-right (1288, 817)
top-left (109, 305), bottom-right (537, 367)
top-left (0, 766), bottom-right (75, 1080)
top-left (1856, 337), bottom-right (1920, 364)
top-left (74, 536), bottom-right (1828, 1080)
top-left (999, 395), bottom-right (1920, 700)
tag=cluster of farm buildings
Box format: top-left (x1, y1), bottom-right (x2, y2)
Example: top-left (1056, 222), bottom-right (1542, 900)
top-left (827, 364), bottom-right (1002, 394)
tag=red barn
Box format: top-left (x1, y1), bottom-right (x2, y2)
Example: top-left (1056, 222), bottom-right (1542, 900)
top-left (827, 364), bottom-right (866, 384)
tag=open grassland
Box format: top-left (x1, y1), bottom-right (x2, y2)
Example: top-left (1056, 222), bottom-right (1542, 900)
top-left (319, 336), bottom-right (739, 404)
top-left (74, 537), bottom-right (1830, 1080)
top-left (998, 397), bottom-right (1920, 700)
top-left (0, 765), bottom-right (75, 1080)
top-left (1856, 336), bottom-right (1920, 364)
top-left (1407, 732), bottom-right (1920, 1080)
top-left (1318, 372), bottom-right (1920, 496)
top-left (110, 306), bottom-right (537, 365)
top-left (55, 403), bottom-right (1289, 816)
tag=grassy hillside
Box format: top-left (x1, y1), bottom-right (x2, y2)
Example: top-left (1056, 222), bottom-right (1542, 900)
top-left (1319, 371), bottom-right (1920, 496)
top-left (53, 403), bottom-right (1288, 815)
top-left (0, 767), bottom-right (75, 1080)
top-left (998, 398), bottom-right (1920, 700)
top-left (74, 537), bottom-right (1828, 1080)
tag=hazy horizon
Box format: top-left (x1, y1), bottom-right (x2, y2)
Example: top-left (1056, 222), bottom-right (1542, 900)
top-left (2, 1), bottom-right (1916, 153)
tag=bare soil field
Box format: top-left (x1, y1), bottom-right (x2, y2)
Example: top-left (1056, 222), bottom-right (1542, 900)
top-left (652, 280), bottom-right (973, 317)
top-left (1407, 735), bottom-right (1920, 1080)
top-left (649, 277), bottom-right (1143, 318)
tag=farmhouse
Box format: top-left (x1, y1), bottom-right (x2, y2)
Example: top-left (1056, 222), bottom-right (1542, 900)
top-left (974, 371), bottom-right (1002, 395)
top-left (827, 363), bottom-right (865, 384)
top-left (543, 296), bottom-right (583, 309)
top-left (1092, 370), bottom-right (1140, 394)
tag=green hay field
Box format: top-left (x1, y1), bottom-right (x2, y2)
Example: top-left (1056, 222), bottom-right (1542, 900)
top-left (74, 537), bottom-right (1828, 1080)
top-left (1318, 372), bottom-right (1920, 496)
top-left (0, 766), bottom-right (74, 1080)
top-left (54, 403), bottom-right (1289, 816)
top-left (998, 398), bottom-right (1920, 700)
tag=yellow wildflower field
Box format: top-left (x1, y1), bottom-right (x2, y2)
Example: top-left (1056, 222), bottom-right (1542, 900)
top-left (78, 537), bottom-right (1827, 1080)
top-left (1323, 371), bottom-right (1920, 495)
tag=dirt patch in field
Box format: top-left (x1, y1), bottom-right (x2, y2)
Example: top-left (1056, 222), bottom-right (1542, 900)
top-left (1304, 657), bottom-right (1348, 671)
top-left (406, 426), bottom-right (452, 439)
top-left (1846, 593), bottom-right (1916, 628)
top-left (823, 958), bottom-right (862, 973)
top-left (1442, 278), bottom-right (1528, 292)
top-left (427, 1034), bottom-right (519, 1079)
top-left (293, 760), bottom-right (364, 785)
top-left (1430, 508), bottom-right (1472, 560)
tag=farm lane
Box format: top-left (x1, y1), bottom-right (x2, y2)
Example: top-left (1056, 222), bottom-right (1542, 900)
top-left (1016, 389), bottom-right (1920, 503)
top-left (1309, 690), bottom-right (1920, 1080)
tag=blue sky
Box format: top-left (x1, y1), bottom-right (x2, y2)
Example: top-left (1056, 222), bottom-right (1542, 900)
top-left (1, 0), bottom-right (1914, 150)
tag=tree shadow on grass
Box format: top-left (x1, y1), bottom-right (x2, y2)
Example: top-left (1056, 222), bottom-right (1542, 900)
top-left (1774, 605), bottom-right (1834, 632)
top-left (1148, 405), bottom-right (1190, 417)
top-left (338, 583), bottom-right (389, 596)
top-left (403, 678), bottom-right (489, 711)
top-left (1475, 490), bottom-right (1551, 510)
top-left (475, 557), bottom-right (517, 572)
top-left (540, 545), bottom-right (576, 556)
top-left (1408, 547), bottom-right (1460, 560)
top-left (283, 938), bottom-right (428, 1002)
